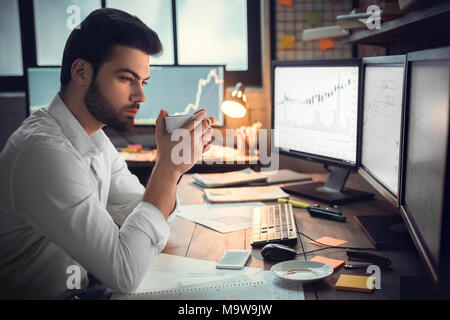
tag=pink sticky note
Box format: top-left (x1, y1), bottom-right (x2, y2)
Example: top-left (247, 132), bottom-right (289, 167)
top-left (311, 255), bottom-right (345, 270)
top-left (310, 236), bottom-right (347, 247)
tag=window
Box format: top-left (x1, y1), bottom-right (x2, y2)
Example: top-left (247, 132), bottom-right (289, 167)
top-left (33, 0), bottom-right (101, 66)
top-left (1, 0), bottom-right (261, 93)
top-left (176, 0), bottom-right (248, 71)
top-left (0, 0), bottom-right (23, 76)
top-left (106, 0), bottom-right (175, 65)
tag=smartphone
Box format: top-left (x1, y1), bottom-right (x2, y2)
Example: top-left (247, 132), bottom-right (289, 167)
top-left (216, 250), bottom-right (251, 270)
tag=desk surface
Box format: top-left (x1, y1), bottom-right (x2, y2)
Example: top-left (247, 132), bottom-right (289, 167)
top-left (163, 172), bottom-right (426, 300)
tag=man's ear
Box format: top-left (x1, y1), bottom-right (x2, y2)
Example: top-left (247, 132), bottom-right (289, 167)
top-left (71, 58), bottom-right (94, 88)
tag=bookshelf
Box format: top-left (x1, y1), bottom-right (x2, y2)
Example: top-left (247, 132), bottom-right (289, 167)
top-left (345, 1), bottom-right (450, 54)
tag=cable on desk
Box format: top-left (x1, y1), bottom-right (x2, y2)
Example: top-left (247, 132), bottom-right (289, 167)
top-left (295, 231), bottom-right (378, 256)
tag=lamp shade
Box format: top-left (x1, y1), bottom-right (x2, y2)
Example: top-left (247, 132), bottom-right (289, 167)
top-left (221, 82), bottom-right (247, 118)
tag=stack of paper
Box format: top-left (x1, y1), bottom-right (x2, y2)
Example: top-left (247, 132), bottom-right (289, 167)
top-left (177, 202), bottom-right (265, 233)
top-left (192, 168), bottom-right (267, 188)
top-left (204, 186), bottom-right (289, 203)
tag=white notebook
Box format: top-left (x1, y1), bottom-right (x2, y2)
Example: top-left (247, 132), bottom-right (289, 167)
top-left (113, 274), bottom-right (274, 300)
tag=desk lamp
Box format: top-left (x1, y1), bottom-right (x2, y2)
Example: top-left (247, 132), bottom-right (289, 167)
top-left (221, 82), bottom-right (247, 119)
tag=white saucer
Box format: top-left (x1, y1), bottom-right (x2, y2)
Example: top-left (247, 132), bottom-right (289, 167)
top-left (271, 260), bottom-right (334, 282)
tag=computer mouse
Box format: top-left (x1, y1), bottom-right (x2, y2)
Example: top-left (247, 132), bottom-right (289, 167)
top-left (260, 243), bottom-right (297, 261)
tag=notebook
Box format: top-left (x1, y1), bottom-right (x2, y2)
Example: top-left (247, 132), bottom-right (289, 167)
top-left (113, 274), bottom-right (275, 300)
top-left (192, 168), bottom-right (267, 188)
top-left (203, 186), bottom-right (289, 203)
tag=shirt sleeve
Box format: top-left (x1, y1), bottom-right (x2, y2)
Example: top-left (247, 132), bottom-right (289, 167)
top-left (11, 142), bottom-right (169, 294)
top-left (106, 147), bottom-right (146, 226)
top-left (107, 145), bottom-right (179, 226)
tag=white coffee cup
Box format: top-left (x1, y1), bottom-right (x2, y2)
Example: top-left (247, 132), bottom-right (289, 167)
top-left (164, 115), bottom-right (193, 133)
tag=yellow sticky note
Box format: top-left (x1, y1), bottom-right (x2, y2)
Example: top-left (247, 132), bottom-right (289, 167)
top-left (319, 38), bottom-right (335, 51)
top-left (278, 0), bottom-right (293, 7)
top-left (281, 35), bottom-right (296, 50)
top-left (335, 274), bottom-right (375, 293)
top-left (310, 236), bottom-right (347, 247)
top-left (311, 256), bottom-right (345, 271)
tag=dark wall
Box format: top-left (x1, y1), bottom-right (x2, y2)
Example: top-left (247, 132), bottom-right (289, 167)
top-left (0, 93), bottom-right (27, 152)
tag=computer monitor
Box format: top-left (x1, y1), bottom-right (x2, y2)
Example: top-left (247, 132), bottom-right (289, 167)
top-left (272, 59), bottom-right (373, 205)
top-left (400, 46), bottom-right (450, 296)
top-left (359, 56), bottom-right (407, 207)
top-left (27, 65), bottom-right (225, 126)
top-left (136, 65), bottom-right (224, 126)
top-left (27, 67), bottom-right (61, 115)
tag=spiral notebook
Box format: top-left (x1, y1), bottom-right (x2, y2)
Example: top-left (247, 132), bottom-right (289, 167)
top-left (113, 274), bottom-right (274, 300)
top-left (110, 254), bottom-right (305, 300)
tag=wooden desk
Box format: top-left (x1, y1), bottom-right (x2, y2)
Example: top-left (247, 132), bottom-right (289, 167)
top-left (163, 172), bottom-right (427, 300)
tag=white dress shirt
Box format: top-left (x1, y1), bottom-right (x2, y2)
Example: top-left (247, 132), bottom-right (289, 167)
top-left (0, 93), bottom-right (173, 299)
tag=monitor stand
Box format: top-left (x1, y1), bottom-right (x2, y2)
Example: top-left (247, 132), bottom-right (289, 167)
top-left (281, 166), bottom-right (374, 205)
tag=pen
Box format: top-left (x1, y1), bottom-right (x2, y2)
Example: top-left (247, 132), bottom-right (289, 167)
top-left (344, 263), bottom-right (371, 270)
top-left (278, 198), bottom-right (343, 215)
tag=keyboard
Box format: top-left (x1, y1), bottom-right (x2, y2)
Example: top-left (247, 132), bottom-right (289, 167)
top-left (250, 203), bottom-right (298, 247)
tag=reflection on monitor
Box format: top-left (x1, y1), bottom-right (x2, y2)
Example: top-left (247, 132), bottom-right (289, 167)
top-left (403, 57), bottom-right (449, 279)
top-left (28, 66), bottom-right (224, 126)
top-left (361, 59), bottom-right (405, 203)
top-left (273, 65), bottom-right (359, 165)
top-left (137, 66), bottom-right (224, 126)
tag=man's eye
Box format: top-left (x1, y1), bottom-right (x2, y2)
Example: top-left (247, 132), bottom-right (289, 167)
top-left (121, 77), bottom-right (133, 82)
top-left (143, 81), bottom-right (148, 86)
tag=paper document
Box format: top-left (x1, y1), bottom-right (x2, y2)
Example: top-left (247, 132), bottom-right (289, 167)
top-left (250, 169), bottom-right (312, 185)
top-left (177, 202), bottom-right (265, 233)
top-left (192, 168), bottom-right (267, 188)
top-left (204, 186), bottom-right (289, 203)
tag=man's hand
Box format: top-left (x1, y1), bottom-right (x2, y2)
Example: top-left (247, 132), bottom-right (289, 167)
top-left (154, 109), bottom-right (215, 178)
top-left (142, 109), bottom-right (214, 219)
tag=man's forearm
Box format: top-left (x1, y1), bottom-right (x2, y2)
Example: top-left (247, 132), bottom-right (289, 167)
top-left (142, 161), bottom-right (180, 220)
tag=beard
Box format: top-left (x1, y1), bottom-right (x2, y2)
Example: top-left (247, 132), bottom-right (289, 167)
top-left (84, 76), bottom-right (137, 132)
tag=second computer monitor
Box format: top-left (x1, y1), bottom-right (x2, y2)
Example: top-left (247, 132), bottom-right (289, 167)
top-left (359, 56), bottom-right (406, 206)
top-left (27, 65), bottom-right (225, 126)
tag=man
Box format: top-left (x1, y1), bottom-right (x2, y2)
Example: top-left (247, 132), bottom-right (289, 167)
top-left (0, 8), bottom-right (214, 299)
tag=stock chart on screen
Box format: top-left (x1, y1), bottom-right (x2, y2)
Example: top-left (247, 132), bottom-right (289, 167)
top-left (136, 65), bottom-right (224, 125)
top-left (28, 66), bottom-right (224, 126)
top-left (273, 66), bottom-right (359, 164)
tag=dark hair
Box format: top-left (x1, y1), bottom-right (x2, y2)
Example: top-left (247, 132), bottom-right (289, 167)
top-left (60, 8), bottom-right (162, 91)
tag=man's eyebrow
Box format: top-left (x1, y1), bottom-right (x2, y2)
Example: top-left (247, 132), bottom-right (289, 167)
top-left (116, 68), bottom-right (150, 81)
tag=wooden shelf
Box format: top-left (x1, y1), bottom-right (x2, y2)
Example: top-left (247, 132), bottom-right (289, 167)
top-left (345, 1), bottom-right (450, 45)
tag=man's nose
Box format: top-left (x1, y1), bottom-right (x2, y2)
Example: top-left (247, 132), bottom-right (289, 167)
top-left (132, 83), bottom-right (146, 103)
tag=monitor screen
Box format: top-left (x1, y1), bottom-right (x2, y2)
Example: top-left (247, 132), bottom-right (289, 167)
top-left (403, 57), bottom-right (449, 274)
top-left (27, 66), bottom-right (225, 126)
top-left (361, 60), bottom-right (405, 202)
top-left (137, 65), bottom-right (224, 125)
top-left (273, 62), bottom-right (359, 166)
top-left (28, 67), bottom-right (61, 114)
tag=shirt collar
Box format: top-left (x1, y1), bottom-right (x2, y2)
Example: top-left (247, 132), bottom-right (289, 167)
top-left (47, 93), bottom-right (108, 157)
